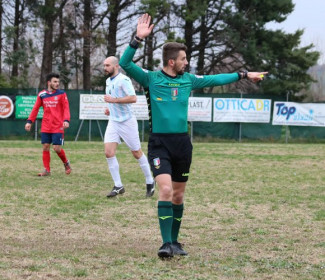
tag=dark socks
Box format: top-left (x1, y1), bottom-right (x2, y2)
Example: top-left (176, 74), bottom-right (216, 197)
top-left (158, 201), bottom-right (173, 244)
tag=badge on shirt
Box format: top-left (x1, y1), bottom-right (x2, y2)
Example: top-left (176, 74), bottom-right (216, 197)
top-left (171, 88), bottom-right (178, 100)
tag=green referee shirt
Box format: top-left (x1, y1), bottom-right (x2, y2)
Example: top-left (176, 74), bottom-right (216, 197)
top-left (120, 45), bottom-right (240, 134)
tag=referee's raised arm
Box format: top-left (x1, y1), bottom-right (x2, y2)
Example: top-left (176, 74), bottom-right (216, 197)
top-left (119, 13), bottom-right (154, 88)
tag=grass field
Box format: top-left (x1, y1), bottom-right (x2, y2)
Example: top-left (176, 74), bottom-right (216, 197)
top-left (0, 140), bottom-right (324, 280)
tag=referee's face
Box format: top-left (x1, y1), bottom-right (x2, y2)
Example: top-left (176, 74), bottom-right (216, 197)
top-left (173, 50), bottom-right (188, 75)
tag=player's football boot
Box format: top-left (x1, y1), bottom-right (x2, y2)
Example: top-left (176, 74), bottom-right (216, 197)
top-left (171, 242), bottom-right (188, 256)
top-left (38, 169), bottom-right (51, 176)
top-left (106, 186), bottom-right (125, 198)
top-left (158, 242), bottom-right (174, 258)
top-left (146, 181), bottom-right (155, 197)
top-left (64, 160), bottom-right (72, 175)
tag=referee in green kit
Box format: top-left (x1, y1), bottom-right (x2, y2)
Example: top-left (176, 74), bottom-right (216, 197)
top-left (120, 13), bottom-right (267, 259)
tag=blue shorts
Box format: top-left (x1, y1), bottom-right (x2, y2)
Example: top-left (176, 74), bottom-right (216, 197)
top-left (41, 132), bottom-right (64, 145)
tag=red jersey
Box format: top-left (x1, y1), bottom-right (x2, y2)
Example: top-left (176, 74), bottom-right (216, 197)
top-left (27, 89), bottom-right (70, 133)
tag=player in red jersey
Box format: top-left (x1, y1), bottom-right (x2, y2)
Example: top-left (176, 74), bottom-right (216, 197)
top-left (25, 73), bottom-right (72, 176)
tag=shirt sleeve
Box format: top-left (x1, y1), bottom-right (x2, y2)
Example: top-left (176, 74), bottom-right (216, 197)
top-left (63, 92), bottom-right (70, 122)
top-left (27, 94), bottom-right (42, 123)
top-left (121, 76), bottom-right (136, 96)
top-left (191, 73), bottom-right (239, 89)
top-left (119, 45), bottom-right (150, 88)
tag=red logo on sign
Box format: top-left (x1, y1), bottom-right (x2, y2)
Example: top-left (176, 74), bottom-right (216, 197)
top-left (0, 96), bottom-right (14, 118)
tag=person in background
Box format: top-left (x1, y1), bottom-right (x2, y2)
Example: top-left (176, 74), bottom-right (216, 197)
top-left (25, 73), bottom-right (72, 176)
top-left (103, 56), bottom-right (155, 198)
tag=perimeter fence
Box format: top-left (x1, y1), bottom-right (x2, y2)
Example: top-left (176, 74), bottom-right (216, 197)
top-left (1, 88), bottom-right (325, 142)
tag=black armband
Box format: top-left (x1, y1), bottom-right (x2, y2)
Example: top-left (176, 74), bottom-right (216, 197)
top-left (237, 70), bottom-right (248, 80)
top-left (130, 37), bottom-right (140, 49)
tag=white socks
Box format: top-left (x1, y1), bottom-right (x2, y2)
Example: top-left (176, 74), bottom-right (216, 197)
top-left (137, 154), bottom-right (154, 184)
top-left (106, 156), bottom-right (122, 187)
top-left (107, 154), bottom-right (153, 186)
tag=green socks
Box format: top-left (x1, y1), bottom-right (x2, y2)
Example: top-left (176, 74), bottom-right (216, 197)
top-left (172, 203), bottom-right (184, 242)
top-left (158, 201), bottom-right (184, 244)
top-left (158, 201), bottom-right (173, 244)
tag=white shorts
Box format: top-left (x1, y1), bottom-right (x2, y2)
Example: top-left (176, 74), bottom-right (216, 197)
top-left (104, 116), bottom-right (141, 151)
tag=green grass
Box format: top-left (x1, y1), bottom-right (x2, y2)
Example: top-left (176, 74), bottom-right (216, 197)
top-left (0, 140), bottom-right (324, 279)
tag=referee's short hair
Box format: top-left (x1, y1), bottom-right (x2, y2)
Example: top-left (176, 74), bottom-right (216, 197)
top-left (162, 42), bottom-right (187, 67)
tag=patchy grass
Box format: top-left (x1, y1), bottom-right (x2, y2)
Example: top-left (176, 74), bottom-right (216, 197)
top-left (0, 140), bottom-right (324, 280)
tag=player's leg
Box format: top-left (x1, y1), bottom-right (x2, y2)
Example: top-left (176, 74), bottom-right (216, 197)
top-left (170, 181), bottom-right (188, 256)
top-left (148, 134), bottom-right (174, 258)
top-left (38, 133), bottom-right (51, 176)
top-left (52, 133), bottom-right (71, 174)
top-left (119, 117), bottom-right (155, 197)
top-left (132, 149), bottom-right (155, 197)
top-left (104, 121), bottom-right (124, 197)
top-left (155, 173), bottom-right (174, 258)
top-left (169, 134), bottom-right (192, 256)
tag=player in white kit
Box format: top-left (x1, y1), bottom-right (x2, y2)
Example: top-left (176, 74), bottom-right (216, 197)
top-left (103, 56), bottom-right (155, 198)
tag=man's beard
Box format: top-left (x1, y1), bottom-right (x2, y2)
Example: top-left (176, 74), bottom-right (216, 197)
top-left (174, 65), bottom-right (185, 75)
top-left (106, 71), bottom-right (114, 77)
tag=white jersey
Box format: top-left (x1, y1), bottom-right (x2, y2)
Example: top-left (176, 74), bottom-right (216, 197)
top-left (106, 73), bottom-right (136, 122)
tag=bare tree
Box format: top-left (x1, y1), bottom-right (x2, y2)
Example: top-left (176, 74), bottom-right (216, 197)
top-left (82, 0), bottom-right (91, 90)
top-left (33, 0), bottom-right (68, 88)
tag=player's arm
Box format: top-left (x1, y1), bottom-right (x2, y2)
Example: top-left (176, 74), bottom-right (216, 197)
top-left (25, 95), bottom-right (42, 131)
top-left (191, 71), bottom-right (268, 89)
top-left (119, 14), bottom-right (154, 88)
top-left (63, 92), bottom-right (70, 129)
top-left (119, 46), bottom-right (150, 88)
top-left (104, 94), bottom-right (136, 104)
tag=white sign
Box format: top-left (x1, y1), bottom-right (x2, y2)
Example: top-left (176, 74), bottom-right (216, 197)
top-left (79, 95), bottom-right (214, 122)
top-left (188, 97), bottom-right (211, 122)
top-left (213, 98), bottom-right (271, 123)
top-left (272, 102), bottom-right (325, 127)
top-left (132, 95), bottom-right (149, 120)
top-left (79, 94), bottom-right (107, 120)
top-left (79, 94), bottom-right (149, 120)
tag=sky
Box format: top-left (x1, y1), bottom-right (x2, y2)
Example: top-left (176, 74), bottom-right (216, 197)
top-left (266, 0), bottom-right (325, 64)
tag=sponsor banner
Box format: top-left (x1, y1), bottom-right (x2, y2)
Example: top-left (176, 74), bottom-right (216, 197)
top-left (134, 96), bottom-right (213, 122)
top-left (15, 96), bottom-right (43, 119)
top-left (213, 98), bottom-right (271, 123)
top-left (79, 95), bottom-right (235, 123)
top-left (79, 94), bottom-right (107, 120)
top-left (188, 97), bottom-right (212, 122)
top-left (0, 96), bottom-right (14, 119)
top-left (132, 95), bottom-right (149, 120)
top-left (272, 102), bottom-right (325, 127)
top-left (79, 94), bottom-right (149, 120)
